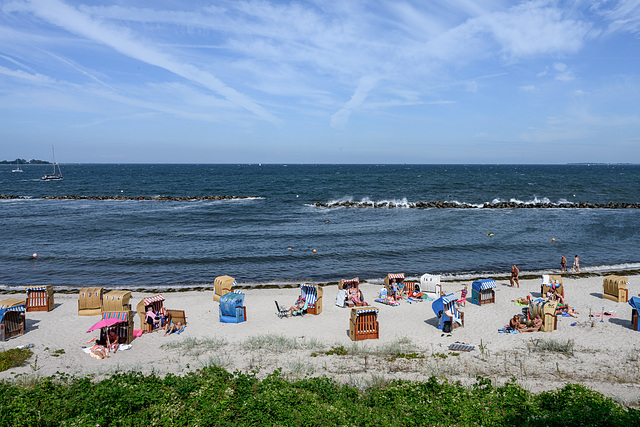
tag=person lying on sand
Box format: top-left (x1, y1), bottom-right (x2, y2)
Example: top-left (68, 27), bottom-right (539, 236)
top-left (511, 296), bottom-right (531, 305)
top-left (164, 321), bottom-right (184, 335)
top-left (518, 315), bottom-right (542, 332)
top-left (90, 344), bottom-right (109, 359)
top-left (556, 302), bottom-right (579, 317)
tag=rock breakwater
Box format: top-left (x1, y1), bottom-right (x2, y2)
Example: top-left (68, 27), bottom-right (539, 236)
top-left (0, 194), bottom-right (258, 201)
top-left (314, 200), bottom-right (640, 209)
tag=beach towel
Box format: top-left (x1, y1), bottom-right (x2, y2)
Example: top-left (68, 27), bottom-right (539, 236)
top-left (448, 343), bottom-right (475, 352)
top-left (498, 326), bottom-right (519, 334)
top-left (375, 298), bottom-right (399, 306)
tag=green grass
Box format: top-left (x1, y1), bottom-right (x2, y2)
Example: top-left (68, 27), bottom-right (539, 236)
top-left (0, 348), bottom-right (33, 372)
top-left (0, 367), bottom-right (638, 426)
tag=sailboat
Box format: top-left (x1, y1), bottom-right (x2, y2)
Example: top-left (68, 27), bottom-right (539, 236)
top-left (11, 161), bottom-right (23, 173)
top-left (41, 146), bottom-right (63, 180)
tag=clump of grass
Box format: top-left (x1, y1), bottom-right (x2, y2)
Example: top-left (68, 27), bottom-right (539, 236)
top-left (162, 336), bottom-right (228, 357)
top-left (0, 348), bottom-right (33, 372)
top-left (528, 338), bottom-right (575, 355)
top-left (244, 334), bottom-right (324, 352)
top-left (387, 352), bottom-right (425, 362)
top-left (325, 346), bottom-right (348, 356)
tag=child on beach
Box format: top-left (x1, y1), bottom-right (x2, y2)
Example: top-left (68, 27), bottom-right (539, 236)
top-left (457, 286), bottom-right (467, 306)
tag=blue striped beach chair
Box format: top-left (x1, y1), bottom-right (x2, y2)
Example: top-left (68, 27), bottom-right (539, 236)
top-left (471, 279), bottom-right (496, 305)
top-left (300, 284), bottom-right (323, 314)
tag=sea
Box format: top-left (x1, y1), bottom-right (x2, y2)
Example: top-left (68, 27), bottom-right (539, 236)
top-left (2, 163), bottom-right (640, 291)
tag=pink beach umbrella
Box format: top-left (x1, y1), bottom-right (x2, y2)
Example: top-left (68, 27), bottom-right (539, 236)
top-left (86, 317), bottom-right (124, 333)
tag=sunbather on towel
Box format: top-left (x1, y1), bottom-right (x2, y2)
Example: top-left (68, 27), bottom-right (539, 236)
top-left (164, 321), bottom-right (184, 336)
top-left (511, 296), bottom-right (531, 305)
top-left (288, 296), bottom-right (306, 315)
top-left (518, 315), bottom-right (542, 332)
top-left (90, 344), bottom-right (109, 359)
top-left (556, 303), bottom-right (579, 317)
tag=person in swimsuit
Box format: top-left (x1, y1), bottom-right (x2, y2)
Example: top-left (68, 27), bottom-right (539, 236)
top-left (573, 255), bottom-right (580, 273)
top-left (561, 255), bottom-right (567, 273)
top-left (510, 265), bottom-right (520, 288)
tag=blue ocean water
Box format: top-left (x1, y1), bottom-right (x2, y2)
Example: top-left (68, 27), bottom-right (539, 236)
top-left (1, 164), bottom-right (640, 290)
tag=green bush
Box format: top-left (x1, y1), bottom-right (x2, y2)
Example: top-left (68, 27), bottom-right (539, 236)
top-left (0, 367), bottom-right (638, 426)
top-left (0, 348), bottom-right (33, 372)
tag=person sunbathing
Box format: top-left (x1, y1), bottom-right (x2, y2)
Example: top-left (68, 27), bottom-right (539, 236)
top-left (164, 321), bottom-right (184, 335)
top-left (518, 315), bottom-right (542, 332)
top-left (288, 296), bottom-right (306, 315)
top-left (511, 296), bottom-right (531, 305)
top-left (556, 302), bottom-right (579, 317)
top-left (90, 344), bottom-right (109, 359)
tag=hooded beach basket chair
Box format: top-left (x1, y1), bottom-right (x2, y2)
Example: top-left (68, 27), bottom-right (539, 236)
top-left (471, 279), bottom-right (496, 305)
top-left (384, 273), bottom-right (405, 297)
top-left (219, 292), bottom-right (246, 323)
top-left (349, 306), bottom-right (379, 341)
top-left (603, 275), bottom-right (629, 303)
top-left (78, 287), bottom-right (103, 316)
top-left (214, 275), bottom-right (236, 302)
top-left (0, 298), bottom-right (26, 341)
top-left (300, 283), bottom-right (323, 314)
top-left (101, 310), bottom-right (134, 344)
top-left (102, 290), bottom-right (132, 312)
top-left (25, 285), bottom-right (54, 312)
top-left (338, 278), bottom-right (360, 307)
top-left (420, 274), bottom-right (441, 299)
top-left (528, 299), bottom-right (558, 332)
top-left (432, 293), bottom-right (463, 331)
top-left (541, 275), bottom-right (564, 298)
top-left (136, 294), bottom-right (166, 333)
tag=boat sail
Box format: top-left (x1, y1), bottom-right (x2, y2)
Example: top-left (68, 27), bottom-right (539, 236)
top-left (41, 146), bottom-right (63, 180)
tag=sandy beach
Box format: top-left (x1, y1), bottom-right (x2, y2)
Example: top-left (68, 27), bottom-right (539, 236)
top-left (1, 274), bottom-right (639, 405)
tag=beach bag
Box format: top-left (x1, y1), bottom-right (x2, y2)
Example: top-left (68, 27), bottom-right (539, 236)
top-left (443, 321), bottom-right (452, 333)
top-left (379, 288), bottom-right (387, 298)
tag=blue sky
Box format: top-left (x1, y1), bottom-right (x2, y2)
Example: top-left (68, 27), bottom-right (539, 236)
top-left (1, 0), bottom-right (639, 163)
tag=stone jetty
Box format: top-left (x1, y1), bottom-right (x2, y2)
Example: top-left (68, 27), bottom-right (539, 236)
top-left (313, 200), bottom-right (640, 209)
top-left (0, 194), bottom-right (258, 201)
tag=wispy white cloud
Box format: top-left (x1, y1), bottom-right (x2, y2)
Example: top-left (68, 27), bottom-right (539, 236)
top-left (331, 75), bottom-right (380, 129)
top-left (7, 0), bottom-right (280, 124)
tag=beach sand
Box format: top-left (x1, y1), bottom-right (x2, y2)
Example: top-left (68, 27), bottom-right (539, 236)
top-left (1, 274), bottom-right (639, 405)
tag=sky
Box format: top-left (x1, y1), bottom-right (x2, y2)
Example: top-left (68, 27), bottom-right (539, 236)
top-left (0, 0), bottom-right (639, 164)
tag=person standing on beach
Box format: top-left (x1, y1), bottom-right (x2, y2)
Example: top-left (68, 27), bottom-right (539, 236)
top-left (510, 264), bottom-right (520, 287)
top-left (573, 255), bottom-right (580, 273)
top-left (561, 255), bottom-right (567, 273)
